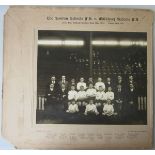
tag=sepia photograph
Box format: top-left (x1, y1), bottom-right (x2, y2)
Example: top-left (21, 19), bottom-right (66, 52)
top-left (2, 6), bottom-right (153, 149)
top-left (36, 30), bottom-right (147, 125)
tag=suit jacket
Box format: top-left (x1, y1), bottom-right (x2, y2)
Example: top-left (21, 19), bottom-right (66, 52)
top-left (58, 81), bottom-right (69, 90)
top-left (58, 88), bottom-right (68, 100)
top-left (105, 81), bottom-right (114, 91)
top-left (127, 89), bottom-right (137, 103)
top-left (47, 81), bottom-right (59, 92)
top-left (115, 90), bottom-right (124, 101)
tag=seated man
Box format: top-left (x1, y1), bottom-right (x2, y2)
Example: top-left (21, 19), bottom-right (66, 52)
top-left (125, 83), bottom-right (137, 120)
top-left (76, 85), bottom-right (87, 107)
top-left (105, 77), bottom-right (113, 91)
top-left (94, 77), bottom-right (105, 91)
top-left (77, 77), bottom-right (87, 90)
top-left (86, 83), bottom-right (97, 98)
top-left (66, 100), bottom-right (79, 113)
top-left (84, 99), bottom-right (99, 115)
top-left (105, 87), bottom-right (114, 101)
top-left (115, 84), bottom-right (124, 116)
top-left (58, 83), bottom-right (68, 111)
top-left (87, 77), bottom-right (94, 85)
top-left (68, 85), bottom-right (78, 103)
top-left (102, 99), bottom-right (116, 116)
top-left (95, 86), bottom-right (107, 107)
top-left (69, 78), bottom-right (76, 88)
top-left (46, 83), bottom-right (56, 103)
top-left (58, 75), bottom-right (69, 90)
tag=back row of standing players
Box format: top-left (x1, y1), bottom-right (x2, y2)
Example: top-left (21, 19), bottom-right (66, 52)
top-left (46, 75), bottom-right (138, 117)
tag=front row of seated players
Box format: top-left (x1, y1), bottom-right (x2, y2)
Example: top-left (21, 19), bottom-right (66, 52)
top-left (66, 98), bottom-right (116, 117)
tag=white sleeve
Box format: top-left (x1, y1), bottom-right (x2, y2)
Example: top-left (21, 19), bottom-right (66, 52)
top-left (111, 92), bottom-right (114, 100)
top-left (77, 83), bottom-right (80, 90)
top-left (103, 92), bottom-right (107, 100)
top-left (86, 90), bottom-right (89, 96)
top-left (68, 92), bottom-right (71, 100)
top-left (84, 91), bottom-right (87, 98)
top-left (93, 89), bottom-right (97, 96)
top-left (103, 104), bottom-right (107, 111)
top-left (68, 105), bottom-right (71, 111)
top-left (94, 105), bottom-right (98, 113)
top-left (85, 105), bottom-right (88, 113)
top-left (74, 92), bottom-right (78, 101)
top-left (95, 92), bottom-right (99, 100)
top-left (76, 104), bottom-right (79, 112)
top-left (84, 83), bottom-right (87, 90)
top-left (111, 105), bottom-right (114, 113)
top-left (94, 83), bottom-right (98, 90)
top-left (102, 83), bottom-right (105, 90)
top-left (75, 92), bottom-right (79, 100)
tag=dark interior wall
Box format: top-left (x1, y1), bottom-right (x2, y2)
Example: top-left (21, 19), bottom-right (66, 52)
top-left (37, 31), bottom-right (147, 96)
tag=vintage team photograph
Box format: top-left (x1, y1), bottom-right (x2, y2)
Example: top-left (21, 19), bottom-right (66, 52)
top-left (36, 30), bottom-right (147, 125)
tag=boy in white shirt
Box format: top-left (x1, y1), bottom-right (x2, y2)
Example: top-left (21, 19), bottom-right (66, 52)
top-left (95, 86), bottom-right (107, 107)
top-left (95, 77), bottom-right (105, 91)
top-left (105, 87), bottom-right (114, 101)
top-left (68, 85), bottom-right (78, 101)
top-left (86, 83), bottom-right (96, 98)
top-left (102, 99), bottom-right (115, 116)
top-left (84, 99), bottom-right (99, 115)
top-left (66, 100), bottom-right (79, 113)
top-left (77, 77), bottom-right (87, 90)
top-left (76, 85), bottom-right (87, 106)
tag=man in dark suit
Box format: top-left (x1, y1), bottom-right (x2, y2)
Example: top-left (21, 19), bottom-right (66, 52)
top-left (47, 75), bottom-right (59, 92)
top-left (58, 83), bottom-right (68, 111)
top-left (125, 83), bottom-right (138, 121)
top-left (105, 77), bottom-right (113, 91)
top-left (126, 75), bottom-right (137, 91)
top-left (45, 83), bottom-right (57, 110)
top-left (58, 75), bottom-right (69, 91)
top-left (114, 75), bottom-right (125, 92)
top-left (115, 84), bottom-right (124, 118)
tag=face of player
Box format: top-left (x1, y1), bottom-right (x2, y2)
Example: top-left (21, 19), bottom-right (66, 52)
top-left (98, 77), bottom-right (102, 82)
top-left (129, 76), bottom-right (133, 81)
top-left (50, 84), bottom-right (54, 89)
top-left (89, 100), bottom-right (93, 105)
top-left (80, 86), bottom-right (84, 91)
top-left (61, 84), bottom-right (66, 89)
top-left (72, 101), bottom-right (76, 105)
top-left (71, 86), bottom-right (75, 90)
top-left (107, 99), bottom-right (111, 104)
top-left (51, 77), bottom-right (55, 81)
top-left (108, 87), bottom-right (112, 92)
top-left (117, 85), bottom-right (122, 90)
top-left (130, 84), bottom-right (134, 89)
top-left (80, 78), bottom-right (84, 82)
top-left (99, 86), bottom-right (103, 91)
top-left (71, 78), bottom-right (75, 83)
top-left (118, 76), bottom-right (122, 81)
top-left (89, 77), bottom-right (93, 82)
top-left (62, 76), bottom-right (66, 81)
top-left (89, 84), bottom-right (93, 89)
top-left (107, 77), bottom-right (111, 82)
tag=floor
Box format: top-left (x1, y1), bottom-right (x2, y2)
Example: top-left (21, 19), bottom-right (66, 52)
top-left (36, 103), bottom-right (147, 125)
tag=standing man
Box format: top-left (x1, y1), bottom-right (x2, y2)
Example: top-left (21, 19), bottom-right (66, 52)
top-left (49, 75), bottom-right (59, 92)
top-left (58, 75), bottom-right (69, 91)
top-left (126, 83), bottom-right (138, 122)
top-left (115, 85), bottom-right (124, 118)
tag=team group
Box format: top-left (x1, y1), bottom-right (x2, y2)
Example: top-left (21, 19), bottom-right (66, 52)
top-left (46, 75), bottom-right (138, 117)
